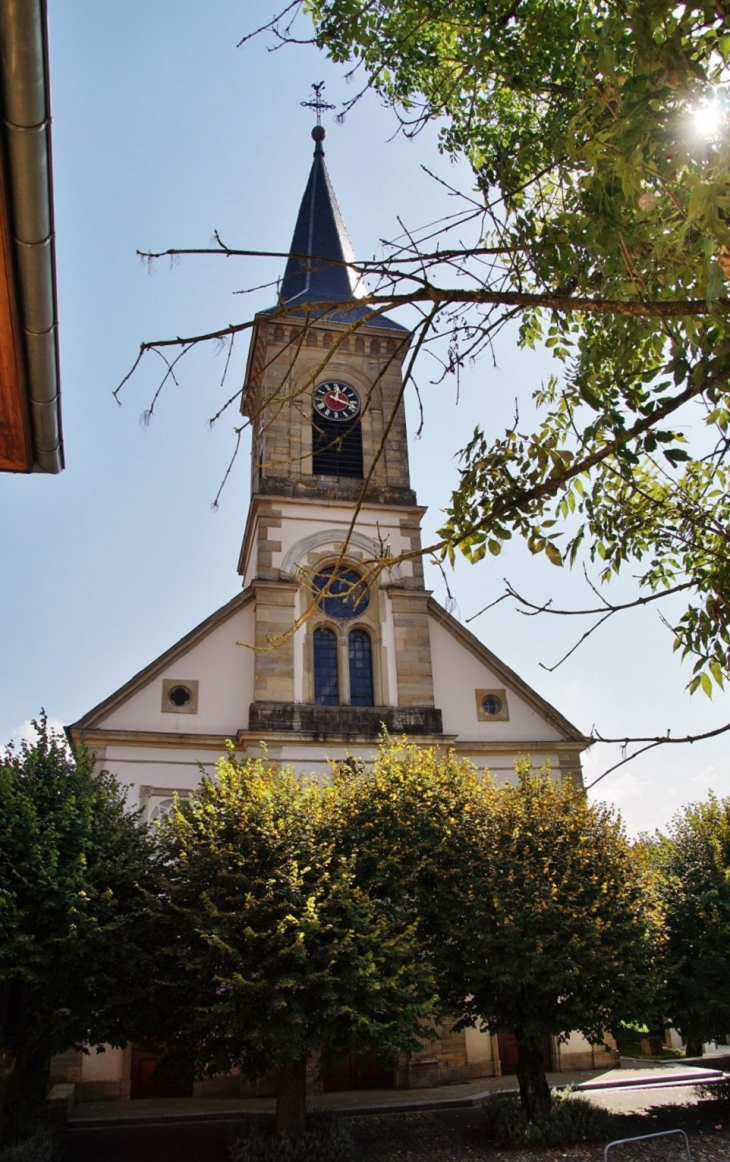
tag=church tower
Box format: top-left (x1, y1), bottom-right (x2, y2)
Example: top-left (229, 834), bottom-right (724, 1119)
top-left (238, 123), bottom-right (442, 744)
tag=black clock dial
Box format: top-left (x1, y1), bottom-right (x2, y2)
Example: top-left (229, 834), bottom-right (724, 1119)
top-left (313, 381), bottom-right (361, 422)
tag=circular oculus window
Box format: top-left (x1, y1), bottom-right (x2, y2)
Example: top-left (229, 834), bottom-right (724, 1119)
top-left (481, 694), bottom-right (503, 717)
top-left (168, 684), bottom-right (193, 708)
top-left (312, 567), bottom-right (369, 619)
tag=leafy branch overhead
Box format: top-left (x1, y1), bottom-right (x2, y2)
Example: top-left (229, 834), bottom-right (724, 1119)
top-left (301, 0), bottom-right (730, 700)
top-left (117, 1), bottom-right (730, 757)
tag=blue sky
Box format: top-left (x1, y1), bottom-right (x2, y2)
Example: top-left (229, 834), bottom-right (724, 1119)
top-left (1, 0), bottom-right (728, 835)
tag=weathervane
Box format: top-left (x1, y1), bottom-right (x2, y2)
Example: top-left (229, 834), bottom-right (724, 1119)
top-left (301, 82), bottom-right (335, 126)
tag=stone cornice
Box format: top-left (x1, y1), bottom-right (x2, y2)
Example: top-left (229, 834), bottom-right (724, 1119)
top-left (71, 725), bottom-right (586, 757)
top-left (66, 728), bottom-right (239, 751)
top-left (238, 491), bottom-right (427, 580)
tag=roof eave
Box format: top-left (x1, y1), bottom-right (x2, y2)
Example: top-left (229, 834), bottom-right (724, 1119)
top-left (255, 303), bottom-right (410, 334)
top-left (0, 0), bottom-right (63, 474)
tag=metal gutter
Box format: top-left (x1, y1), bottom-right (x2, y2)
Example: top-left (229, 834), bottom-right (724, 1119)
top-left (0, 0), bottom-right (63, 472)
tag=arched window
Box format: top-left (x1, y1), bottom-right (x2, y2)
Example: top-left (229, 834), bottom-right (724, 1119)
top-left (348, 629), bottom-right (374, 707)
top-left (314, 627), bottom-right (339, 705)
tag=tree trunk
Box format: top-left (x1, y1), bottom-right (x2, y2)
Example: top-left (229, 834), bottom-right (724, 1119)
top-left (0, 1051), bottom-right (49, 1145)
top-left (685, 1034), bottom-right (704, 1058)
top-left (0, 1082), bottom-right (11, 1147)
top-left (515, 1039), bottom-right (552, 1121)
top-left (275, 1059), bottom-right (307, 1139)
top-left (0, 1054), bottom-right (19, 1147)
top-left (0, 1064), bottom-right (22, 1143)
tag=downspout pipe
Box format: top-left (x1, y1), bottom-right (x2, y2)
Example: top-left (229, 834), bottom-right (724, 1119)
top-left (0, 0), bottom-right (63, 473)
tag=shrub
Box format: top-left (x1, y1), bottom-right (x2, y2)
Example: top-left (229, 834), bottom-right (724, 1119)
top-left (481, 1091), bottom-right (618, 1147)
top-left (0, 1129), bottom-right (62, 1162)
top-left (229, 1113), bottom-right (355, 1162)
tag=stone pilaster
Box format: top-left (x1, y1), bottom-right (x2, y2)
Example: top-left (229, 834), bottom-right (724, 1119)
top-left (388, 589), bottom-right (435, 707)
top-left (399, 514), bottom-right (425, 586)
top-left (252, 581), bottom-right (298, 703)
top-left (254, 506), bottom-right (283, 580)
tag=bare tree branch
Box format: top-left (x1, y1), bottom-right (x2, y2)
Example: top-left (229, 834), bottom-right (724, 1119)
top-left (585, 720), bottom-right (730, 789)
top-left (211, 424), bottom-right (247, 511)
top-left (236, 0), bottom-right (305, 48)
top-left (539, 609), bottom-right (615, 672)
top-left (472, 576), bottom-right (696, 621)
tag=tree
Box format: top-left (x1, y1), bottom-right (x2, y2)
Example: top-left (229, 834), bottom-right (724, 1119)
top-left (454, 762), bottom-right (662, 1118)
top-left (651, 793), bottom-right (730, 1056)
top-left (0, 716), bottom-right (154, 1142)
top-left (336, 739), bottom-right (662, 1120)
top-left (120, 1), bottom-right (730, 761)
top-left (151, 748), bottom-right (435, 1139)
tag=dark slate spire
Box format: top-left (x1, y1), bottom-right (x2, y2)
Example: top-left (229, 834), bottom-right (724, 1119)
top-left (280, 126), bottom-right (364, 307)
top-left (273, 127), bottom-right (407, 332)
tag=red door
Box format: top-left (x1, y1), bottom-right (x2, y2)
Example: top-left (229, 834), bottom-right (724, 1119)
top-left (130, 1047), bottom-right (193, 1099)
top-left (323, 1050), bottom-right (393, 1092)
top-left (497, 1033), bottom-right (552, 1076)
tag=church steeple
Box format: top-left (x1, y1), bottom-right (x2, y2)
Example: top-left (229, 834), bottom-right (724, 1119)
top-left (239, 117), bottom-right (419, 563)
top-left (280, 126), bottom-right (364, 308)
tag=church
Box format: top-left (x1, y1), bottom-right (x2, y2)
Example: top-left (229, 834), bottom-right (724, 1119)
top-left (59, 122), bottom-right (615, 1102)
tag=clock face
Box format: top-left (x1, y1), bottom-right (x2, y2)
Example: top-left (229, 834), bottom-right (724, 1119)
top-left (313, 381), bottom-right (361, 422)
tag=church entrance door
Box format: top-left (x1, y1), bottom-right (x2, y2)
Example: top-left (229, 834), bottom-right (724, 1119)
top-left (322, 1051), bottom-right (393, 1092)
top-left (130, 1046), bottom-right (194, 1099)
top-left (497, 1034), bottom-right (552, 1076)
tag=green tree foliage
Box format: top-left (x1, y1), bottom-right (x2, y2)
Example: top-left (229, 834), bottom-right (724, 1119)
top-left (151, 749), bottom-right (435, 1138)
top-left (455, 761), bottom-right (662, 1117)
top-left (651, 793), bottom-right (730, 1055)
top-left (336, 740), bottom-right (662, 1120)
top-left (0, 716), bottom-right (154, 1142)
top-left (304, 0), bottom-right (730, 700)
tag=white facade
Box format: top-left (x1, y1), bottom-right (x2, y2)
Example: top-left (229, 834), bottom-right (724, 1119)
top-left (72, 584), bottom-right (586, 814)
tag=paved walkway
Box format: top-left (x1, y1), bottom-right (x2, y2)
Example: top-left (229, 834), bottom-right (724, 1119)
top-left (68, 1058), bottom-right (727, 1129)
top-left (64, 1082), bottom-right (730, 1162)
top-left (68, 1069), bottom-right (604, 1127)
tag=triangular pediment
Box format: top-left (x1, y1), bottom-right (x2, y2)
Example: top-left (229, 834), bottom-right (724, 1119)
top-left (69, 590), bottom-right (255, 736)
top-left (427, 597), bottom-right (587, 746)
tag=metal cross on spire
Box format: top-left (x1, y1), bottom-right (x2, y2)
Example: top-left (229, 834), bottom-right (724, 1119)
top-left (301, 81), bottom-right (335, 126)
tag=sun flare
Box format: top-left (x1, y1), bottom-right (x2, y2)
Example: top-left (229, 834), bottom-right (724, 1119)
top-left (690, 101), bottom-right (725, 140)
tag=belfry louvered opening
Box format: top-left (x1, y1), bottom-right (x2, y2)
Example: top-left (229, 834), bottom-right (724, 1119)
top-left (312, 415), bottom-right (363, 478)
